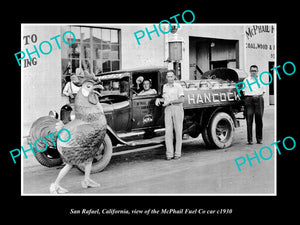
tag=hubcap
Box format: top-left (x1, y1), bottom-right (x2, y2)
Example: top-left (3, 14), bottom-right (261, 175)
top-left (216, 119), bottom-right (231, 142)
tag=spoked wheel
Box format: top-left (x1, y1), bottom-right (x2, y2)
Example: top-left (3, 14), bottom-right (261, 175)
top-left (216, 120), bottom-right (231, 142)
top-left (207, 112), bottom-right (235, 149)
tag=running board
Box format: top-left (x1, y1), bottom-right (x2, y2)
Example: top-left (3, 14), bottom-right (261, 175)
top-left (111, 136), bottom-right (195, 157)
top-left (126, 136), bottom-right (165, 146)
top-left (112, 143), bottom-right (164, 156)
top-left (115, 128), bottom-right (165, 147)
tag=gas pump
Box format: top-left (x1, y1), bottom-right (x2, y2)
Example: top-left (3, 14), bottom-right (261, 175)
top-left (167, 26), bottom-right (184, 80)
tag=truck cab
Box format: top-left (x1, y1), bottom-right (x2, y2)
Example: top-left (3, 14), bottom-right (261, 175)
top-left (96, 67), bottom-right (168, 134)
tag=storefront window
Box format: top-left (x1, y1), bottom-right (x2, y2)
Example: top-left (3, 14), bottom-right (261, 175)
top-left (61, 26), bottom-right (121, 94)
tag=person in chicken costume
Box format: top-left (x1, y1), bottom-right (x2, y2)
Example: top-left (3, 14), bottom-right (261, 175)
top-left (50, 73), bottom-right (106, 194)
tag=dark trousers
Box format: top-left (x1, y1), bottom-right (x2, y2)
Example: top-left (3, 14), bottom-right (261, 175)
top-left (244, 95), bottom-right (264, 143)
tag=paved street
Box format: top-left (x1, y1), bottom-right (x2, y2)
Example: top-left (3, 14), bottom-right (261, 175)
top-left (22, 106), bottom-right (275, 195)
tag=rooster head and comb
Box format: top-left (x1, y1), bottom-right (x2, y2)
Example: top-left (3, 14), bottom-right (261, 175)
top-left (76, 72), bottom-right (103, 105)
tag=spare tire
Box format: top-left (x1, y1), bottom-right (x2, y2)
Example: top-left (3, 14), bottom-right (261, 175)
top-left (29, 116), bottom-right (63, 167)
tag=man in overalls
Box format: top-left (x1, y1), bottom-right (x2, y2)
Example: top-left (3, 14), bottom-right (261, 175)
top-left (156, 70), bottom-right (185, 160)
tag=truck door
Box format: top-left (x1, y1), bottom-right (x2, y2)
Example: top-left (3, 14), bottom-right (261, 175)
top-left (131, 95), bottom-right (164, 131)
top-left (111, 100), bottom-right (131, 132)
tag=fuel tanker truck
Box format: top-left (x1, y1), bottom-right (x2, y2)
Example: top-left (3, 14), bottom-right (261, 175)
top-left (29, 67), bottom-right (247, 173)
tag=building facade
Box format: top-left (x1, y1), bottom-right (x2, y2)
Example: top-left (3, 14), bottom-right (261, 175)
top-left (21, 24), bottom-right (275, 133)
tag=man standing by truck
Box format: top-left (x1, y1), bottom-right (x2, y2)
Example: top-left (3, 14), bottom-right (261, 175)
top-left (156, 70), bottom-right (185, 160)
top-left (242, 65), bottom-right (265, 145)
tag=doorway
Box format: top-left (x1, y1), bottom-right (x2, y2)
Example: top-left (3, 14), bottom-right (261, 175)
top-left (189, 37), bottom-right (239, 80)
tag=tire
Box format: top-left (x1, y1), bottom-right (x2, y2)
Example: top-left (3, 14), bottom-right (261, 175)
top-left (77, 134), bottom-right (113, 174)
top-left (34, 147), bottom-right (63, 167)
top-left (201, 127), bottom-right (214, 148)
top-left (207, 112), bottom-right (235, 149)
top-left (29, 116), bottom-right (63, 167)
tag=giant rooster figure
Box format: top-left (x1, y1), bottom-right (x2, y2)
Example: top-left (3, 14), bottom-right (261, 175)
top-left (49, 74), bottom-right (107, 194)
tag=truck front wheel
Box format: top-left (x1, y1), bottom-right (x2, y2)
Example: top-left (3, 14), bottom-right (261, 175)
top-left (207, 112), bottom-right (235, 149)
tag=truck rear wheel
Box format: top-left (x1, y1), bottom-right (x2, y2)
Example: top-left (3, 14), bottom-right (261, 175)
top-left (77, 134), bottom-right (113, 174)
top-left (207, 112), bottom-right (234, 149)
top-left (202, 127), bottom-right (214, 148)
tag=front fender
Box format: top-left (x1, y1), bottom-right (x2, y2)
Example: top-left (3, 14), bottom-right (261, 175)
top-left (106, 125), bottom-right (131, 147)
top-left (60, 104), bottom-right (129, 147)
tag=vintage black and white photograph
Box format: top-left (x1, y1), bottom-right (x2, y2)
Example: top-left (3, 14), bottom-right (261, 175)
top-left (20, 23), bottom-right (276, 195)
